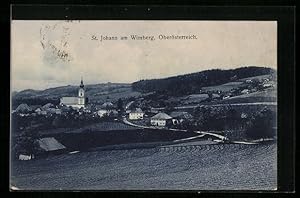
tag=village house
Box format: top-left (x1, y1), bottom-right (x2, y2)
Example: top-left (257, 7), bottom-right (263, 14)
top-left (97, 101), bottom-right (118, 118)
top-left (263, 83), bottom-right (273, 88)
top-left (15, 103), bottom-right (32, 113)
top-left (129, 108), bottom-right (144, 120)
top-left (223, 95), bottom-right (230, 100)
top-left (150, 112), bottom-right (172, 127)
top-left (241, 89), bottom-right (250, 94)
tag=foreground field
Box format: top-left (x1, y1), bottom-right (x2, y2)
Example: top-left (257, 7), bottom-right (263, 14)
top-left (11, 142), bottom-right (277, 190)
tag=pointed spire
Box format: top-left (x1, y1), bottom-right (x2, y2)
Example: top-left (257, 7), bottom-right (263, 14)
top-left (80, 77), bottom-right (84, 88)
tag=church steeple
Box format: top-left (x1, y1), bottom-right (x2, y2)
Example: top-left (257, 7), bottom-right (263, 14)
top-left (80, 77), bottom-right (84, 88)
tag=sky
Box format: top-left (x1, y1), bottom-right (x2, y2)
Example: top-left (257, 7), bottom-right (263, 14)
top-left (11, 20), bottom-right (277, 91)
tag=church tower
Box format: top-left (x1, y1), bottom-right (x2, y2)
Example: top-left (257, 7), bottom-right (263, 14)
top-left (78, 77), bottom-right (85, 108)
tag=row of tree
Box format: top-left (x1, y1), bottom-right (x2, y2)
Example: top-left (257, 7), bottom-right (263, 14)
top-left (173, 106), bottom-right (276, 140)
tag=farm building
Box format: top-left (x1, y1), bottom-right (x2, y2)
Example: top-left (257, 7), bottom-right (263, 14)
top-left (129, 108), bottom-right (144, 120)
top-left (150, 112), bottom-right (172, 127)
top-left (170, 111), bottom-right (193, 125)
top-left (37, 137), bottom-right (66, 153)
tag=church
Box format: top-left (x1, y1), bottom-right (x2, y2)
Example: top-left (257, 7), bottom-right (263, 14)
top-left (60, 78), bottom-right (85, 109)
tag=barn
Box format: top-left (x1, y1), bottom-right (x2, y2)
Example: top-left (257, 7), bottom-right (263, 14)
top-left (37, 137), bottom-right (66, 156)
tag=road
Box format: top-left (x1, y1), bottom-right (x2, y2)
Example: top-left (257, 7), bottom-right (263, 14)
top-left (123, 117), bottom-right (259, 144)
top-left (151, 102), bottom-right (277, 111)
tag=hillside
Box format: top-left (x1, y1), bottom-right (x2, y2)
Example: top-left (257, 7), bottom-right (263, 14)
top-left (132, 66), bottom-right (276, 96)
top-left (12, 83), bottom-right (142, 107)
top-left (11, 142), bottom-right (276, 190)
top-left (12, 66), bottom-right (276, 108)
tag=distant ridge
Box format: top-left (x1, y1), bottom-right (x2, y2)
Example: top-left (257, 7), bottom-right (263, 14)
top-left (132, 66), bottom-right (276, 96)
top-left (12, 66), bottom-right (276, 108)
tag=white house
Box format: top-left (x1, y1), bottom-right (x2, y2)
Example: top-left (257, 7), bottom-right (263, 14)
top-left (150, 112), bottom-right (172, 127)
top-left (263, 83), bottom-right (273, 88)
top-left (241, 89), bottom-right (249, 94)
top-left (97, 109), bottom-right (109, 117)
top-left (18, 154), bottom-right (34, 161)
top-left (129, 108), bottom-right (144, 120)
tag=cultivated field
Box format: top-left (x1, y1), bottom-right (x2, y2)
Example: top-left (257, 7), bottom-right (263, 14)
top-left (11, 142), bottom-right (277, 190)
top-left (217, 88), bottom-right (277, 104)
top-left (39, 121), bottom-right (138, 135)
top-left (202, 81), bottom-right (244, 92)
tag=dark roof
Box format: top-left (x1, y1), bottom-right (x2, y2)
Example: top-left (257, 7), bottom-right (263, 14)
top-left (15, 104), bottom-right (32, 112)
top-left (130, 108), bottom-right (144, 113)
top-left (42, 103), bottom-right (54, 109)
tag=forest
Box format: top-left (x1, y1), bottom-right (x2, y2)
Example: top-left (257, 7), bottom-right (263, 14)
top-left (132, 66), bottom-right (276, 96)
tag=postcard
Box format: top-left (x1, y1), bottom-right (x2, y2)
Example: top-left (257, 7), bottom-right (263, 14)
top-left (10, 20), bottom-right (277, 190)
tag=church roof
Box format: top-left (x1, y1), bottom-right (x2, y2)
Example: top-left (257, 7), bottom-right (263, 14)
top-left (61, 97), bottom-right (78, 105)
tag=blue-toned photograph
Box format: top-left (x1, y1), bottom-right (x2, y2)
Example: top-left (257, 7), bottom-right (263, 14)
top-left (10, 20), bottom-right (277, 190)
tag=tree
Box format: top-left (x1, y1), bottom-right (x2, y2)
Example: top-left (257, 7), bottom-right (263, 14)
top-left (12, 130), bottom-right (42, 159)
top-left (117, 98), bottom-right (124, 112)
top-left (245, 108), bottom-right (276, 140)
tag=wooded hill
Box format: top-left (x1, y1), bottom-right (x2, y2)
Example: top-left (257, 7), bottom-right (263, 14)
top-left (132, 66), bottom-right (276, 96)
